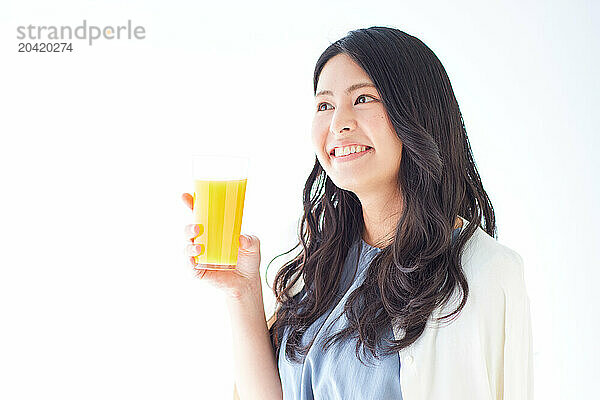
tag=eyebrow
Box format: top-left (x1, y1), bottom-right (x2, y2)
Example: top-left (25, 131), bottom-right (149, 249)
top-left (315, 82), bottom-right (376, 97)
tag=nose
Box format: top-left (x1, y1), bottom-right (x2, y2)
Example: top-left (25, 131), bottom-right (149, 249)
top-left (330, 105), bottom-right (357, 134)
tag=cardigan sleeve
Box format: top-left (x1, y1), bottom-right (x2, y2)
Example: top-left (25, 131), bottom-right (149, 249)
top-left (502, 251), bottom-right (534, 399)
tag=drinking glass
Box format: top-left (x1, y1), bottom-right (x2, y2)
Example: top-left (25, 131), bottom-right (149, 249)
top-left (191, 154), bottom-right (249, 270)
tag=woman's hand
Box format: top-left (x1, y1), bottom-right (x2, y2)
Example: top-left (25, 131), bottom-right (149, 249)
top-left (182, 193), bottom-right (262, 300)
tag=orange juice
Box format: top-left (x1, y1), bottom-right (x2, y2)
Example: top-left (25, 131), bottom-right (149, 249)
top-left (192, 178), bottom-right (247, 269)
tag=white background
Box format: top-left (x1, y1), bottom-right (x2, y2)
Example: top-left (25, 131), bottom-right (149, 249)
top-left (1, 0), bottom-right (598, 398)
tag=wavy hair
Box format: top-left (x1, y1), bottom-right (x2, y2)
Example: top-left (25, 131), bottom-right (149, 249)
top-left (266, 26), bottom-right (496, 366)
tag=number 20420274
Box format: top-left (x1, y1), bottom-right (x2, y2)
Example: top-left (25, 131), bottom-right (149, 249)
top-left (18, 42), bottom-right (73, 52)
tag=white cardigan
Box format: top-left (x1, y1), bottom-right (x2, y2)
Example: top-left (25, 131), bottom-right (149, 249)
top-left (287, 215), bottom-right (534, 399)
top-left (392, 215), bottom-right (534, 399)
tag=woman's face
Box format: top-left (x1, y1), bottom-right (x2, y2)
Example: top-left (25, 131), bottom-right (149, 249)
top-left (311, 53), bottom-right (403, 195)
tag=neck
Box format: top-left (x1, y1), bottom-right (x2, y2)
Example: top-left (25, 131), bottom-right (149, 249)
top-left (359, 189), bottom-right (463, 248)
top-left (360, 187), bottom-right (403, 248)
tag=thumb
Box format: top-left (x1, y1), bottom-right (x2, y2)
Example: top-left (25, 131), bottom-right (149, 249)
top-left (239, 234), bottom-right (260, 253)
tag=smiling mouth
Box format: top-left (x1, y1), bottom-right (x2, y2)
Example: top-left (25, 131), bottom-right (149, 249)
top-left (330, 146), bottom-right (373, 157)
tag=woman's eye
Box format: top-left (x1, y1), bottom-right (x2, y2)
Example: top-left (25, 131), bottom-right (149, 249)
top-left (356, 94), bottom-right (376, 104)
top-left (317, 102), bottom-right (332, 112)
top-left (316, 95), bottom-right (377, 112)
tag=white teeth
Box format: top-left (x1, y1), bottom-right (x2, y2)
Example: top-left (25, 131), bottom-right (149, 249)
top-left (334, 145), bottom-right (369, 157)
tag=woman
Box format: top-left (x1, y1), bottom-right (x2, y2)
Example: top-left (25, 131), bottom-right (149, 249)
top-left (182, 26), bottom-right (533, 400)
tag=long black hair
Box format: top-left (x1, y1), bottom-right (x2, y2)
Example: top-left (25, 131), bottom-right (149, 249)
top-left (266, 26), bottom-right (496, 366)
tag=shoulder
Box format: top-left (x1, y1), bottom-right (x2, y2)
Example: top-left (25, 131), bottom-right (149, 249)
top-left (432, 217), bottom-right (530, 324)
top-left (431, 220), bottom-right (529, 329)
top-left (460, 220), bottom-right (526, 294)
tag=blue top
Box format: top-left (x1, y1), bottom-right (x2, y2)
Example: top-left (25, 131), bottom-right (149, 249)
top-left (278, 227), bottom-right (462, 400)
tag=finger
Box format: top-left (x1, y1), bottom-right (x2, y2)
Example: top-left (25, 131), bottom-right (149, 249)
top-left (239, 234), bottom-right (260, 253)
top-left (193, 266), bottom-right (207, 280)
top-left (184, 243), bottom-right (204, 257)
top-left (184, 224), bottom-right (200, 239)
top-left (189, 257), bottom-right (208, 280)
top-left (181, 193), bottom-right (194, 210)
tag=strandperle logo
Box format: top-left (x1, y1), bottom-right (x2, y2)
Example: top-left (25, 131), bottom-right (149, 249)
top-left (16, 20), bottom-right (146, 46)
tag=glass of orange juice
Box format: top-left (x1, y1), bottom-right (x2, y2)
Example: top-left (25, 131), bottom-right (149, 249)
top-left (191, 154), bottom-right (249, 270)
